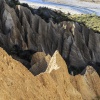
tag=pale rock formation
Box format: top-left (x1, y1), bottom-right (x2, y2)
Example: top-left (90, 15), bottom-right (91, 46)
top-left (0, 1), bottom-right (100, 99)
top-left (39, 50), bottom-right (83, 100)
top-left (0, 47), bottom-right (82, 100)
top-left (71, 66), bottom-right (100, 100)
top-left (0, 47), bottom-right (100, 100)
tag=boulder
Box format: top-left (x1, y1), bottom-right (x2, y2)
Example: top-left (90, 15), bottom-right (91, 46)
top-left (30, 54), bottom-right (51, 75)
top-left (31, 52), bottom-right (46, 66)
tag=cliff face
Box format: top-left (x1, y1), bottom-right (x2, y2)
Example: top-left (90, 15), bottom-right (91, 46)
top-left (0, 0), bottom-right (100, 75)
top-left (0, 1), bottom-right (100, 99)
top-left (0, 47), bottom-right (100, 100)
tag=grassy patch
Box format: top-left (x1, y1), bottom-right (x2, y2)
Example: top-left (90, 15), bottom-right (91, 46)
top-left (68, 14), bottom-right (100, 32)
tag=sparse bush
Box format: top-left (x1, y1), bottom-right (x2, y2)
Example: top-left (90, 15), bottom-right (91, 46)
top-left (68, 14), bottom-right (100, 32)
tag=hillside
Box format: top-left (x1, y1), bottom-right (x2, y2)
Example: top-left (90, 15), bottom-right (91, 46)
top-left (69, 14), bottom-right (100, 32)
top-left (0, 47), bottom-right (100, 100)
top-left (0, 0), bottom-right (100, 99)
top-left (1, 0), bottom-right (100, 74)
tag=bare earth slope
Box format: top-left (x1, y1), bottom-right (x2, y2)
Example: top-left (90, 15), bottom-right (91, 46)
top-left (0, 1), bottom-right (100, 99)
top-left (0, 47), bottom-right (100, 100)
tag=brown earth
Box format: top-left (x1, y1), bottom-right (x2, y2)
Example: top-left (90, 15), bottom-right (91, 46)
top-left (0, 1), bottom-right (100, 99)
top-left (0, 47), bottom-right (100, 100)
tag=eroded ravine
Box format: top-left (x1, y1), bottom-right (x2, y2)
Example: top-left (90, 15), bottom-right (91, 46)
top-left (0, 0), bottom-right (100, 100)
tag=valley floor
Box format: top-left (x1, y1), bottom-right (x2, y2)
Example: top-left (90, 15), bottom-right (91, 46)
top-left (19, 0), bottom-right (100, 16)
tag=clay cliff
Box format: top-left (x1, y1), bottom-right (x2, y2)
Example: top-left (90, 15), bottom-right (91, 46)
top-left (0, 47), bottom-right (100, 100)
top-left (0, 0), bottom-right (100, 99)
top-left (0, 0), bottom-right (100, 75)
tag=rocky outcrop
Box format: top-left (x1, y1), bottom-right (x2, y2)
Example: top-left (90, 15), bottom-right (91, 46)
top-left (0, 1), bottom-right (100, 99)
top-left (31, 52), bottom-right (46, 66)
top-left (71, 66), bottom-right (100, 100)
top-left (0, 47), bottom-right (100, 100)
top-left (0, 0), bottom-right (100, 74)
top-left (30, 53), bottom-right (51, 75)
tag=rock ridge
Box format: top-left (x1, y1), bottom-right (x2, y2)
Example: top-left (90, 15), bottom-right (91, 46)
top-left (0, 1), bottom-right (100, 75)
top-left (0, 47), bottom-right (100, 100)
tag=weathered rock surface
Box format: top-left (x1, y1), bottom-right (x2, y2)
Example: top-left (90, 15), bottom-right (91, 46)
top-left (30, 54), bottom-right (51, 75)
top-left (0, 0), bottom-right (100, 74)
top-left (71, 66), bottom-right (100, 100)
top-left (0, 47), bottom-right (100, 100)
top-left (0, 1), bottom-right (100, 99)
top-left (31, 52), bottom-right (46, 66)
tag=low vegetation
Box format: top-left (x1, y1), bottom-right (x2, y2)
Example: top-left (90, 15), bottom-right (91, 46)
top-left (68, 14), bottom-right (100, 32)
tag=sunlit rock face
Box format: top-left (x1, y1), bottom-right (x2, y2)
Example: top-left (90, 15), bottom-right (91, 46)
top-left (0, 47), bottom-right (100, 100)
top-left (0, 0), bottom-right (100, 75)
top-left (0, 1), bottom-right (100, 99)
